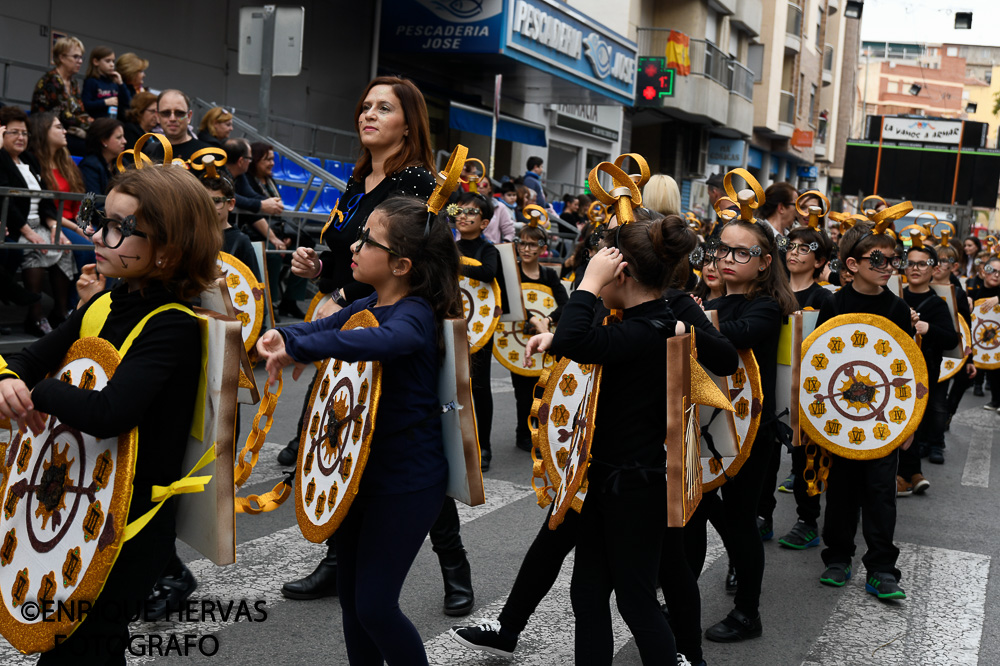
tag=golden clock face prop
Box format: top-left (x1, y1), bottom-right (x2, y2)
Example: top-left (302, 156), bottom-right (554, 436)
top-left (0, 339), bottom-right (136, 654)
top-left (776, 311), bottom-right (820, 448)
top-left (529, 358), bottom-right (602, 525)
top-left (217, 252), bottom-right (265, 354)
top-left (799, 314), bottom-right (928, 460)
top-left (295, 311), bottom-right (382, 543)
top-left (493, 283), bottom-right (558, 377)
top-left (458, 256), bottom-right (502, 353)
top-left (699, 349), bottom-right (763, 491)
top-left (971, 299), bottom-right (1000, 370)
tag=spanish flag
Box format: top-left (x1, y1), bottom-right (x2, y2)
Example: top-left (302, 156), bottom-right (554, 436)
top-left (666, 30), bottom-right (691, 76)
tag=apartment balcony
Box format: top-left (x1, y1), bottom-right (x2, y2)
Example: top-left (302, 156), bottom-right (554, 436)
top-left (785, 3), bottom-right (802, 55)
top-left (730, 0), bottom-right (762, 38)
top-left (828, 0), bottom-right (839, 13)
top-left (709, 0), bottom-right (738, 15)
top-left (636, 28), bottom-right (754, 132)
top-left (778, 90), bottom-right (796, 138)
top-left (822, 44), bottom-right (834, 85)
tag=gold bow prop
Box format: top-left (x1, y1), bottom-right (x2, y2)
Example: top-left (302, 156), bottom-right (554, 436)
top-left (987, 236), bottom-right (999, 256)
top-left (684, 211), bottom-right (702, 234)
top-left (908, 229), bottom-right (925, 249)
top-left (587, 201), bottom-right (608, 226)
top-left (460, 158), bottom-right (486, 184)
top-left (912, 212), bottom-right (956, 244)
top-left (117, 132), bottom-right (173, 172)
top-left (188, 147), bottom-right (228, 179)
top-left (828, 211), bottom-right (861, 235)
top-left (588, 153), bottom-right (650, 225)
top-left (523, 204), bottom-right (548, 228)
top-left (796, 190), bottom-right (830, 231)
top-left (427, 144), bottom-right (468, 216)
top-left (939, 229), bottom-right (952, 248)
top-left (713, 168), bottom-right (765, 223)
top-left (866, 200), bottom-right (913, 236)
top-left (862, 194), bottom-right (887, 212)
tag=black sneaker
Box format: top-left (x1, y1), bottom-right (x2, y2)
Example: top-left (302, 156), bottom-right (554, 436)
top-left (778, 521), bottom-right (820, 549)
top-left (144, 563), bottom-right (198, 620)
top-left (778, 473), bottom-right (795, 493)
top-left (704, 608), bottom-right (762, 642)
top-left (928, 446), bottom-right (944, 464)
top-left (974, 386), bottom-right (985, 397)
top-left (819, 562), bottom-right (852, 587)
top-left (866, 572), bottom-right (906, 600)
top-left (757, 516), bottom-right (773, 541)
top-left (983, 402), bottom-right (998, 411)
top-left (449, 620), bottom-right (517, 657)
top-left (480, 450), bottom-right (492, 472)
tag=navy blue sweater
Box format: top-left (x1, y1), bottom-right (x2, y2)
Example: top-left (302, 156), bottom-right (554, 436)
top-left (82, 76), bottom-right (131, 119)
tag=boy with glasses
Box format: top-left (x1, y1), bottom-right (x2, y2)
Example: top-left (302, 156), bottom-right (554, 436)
top-left (201, 173), bottom-right (260, 281)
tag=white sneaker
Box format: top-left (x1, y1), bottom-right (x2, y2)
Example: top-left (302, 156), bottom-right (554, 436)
top-left (677, 653), bottom-right (693, 666)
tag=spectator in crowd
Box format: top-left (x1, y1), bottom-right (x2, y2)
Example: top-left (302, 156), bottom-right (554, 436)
top-left (79, 118), bottom-right (126, 195)
top-left (515, 184), bottom-right (534, 222)
top-left (31, 36), bottom-right (91, 156)
top-left (115, 52), bottom-right (149, 96)
top-left (122, 91), bottom-right (158, 149)
top-left (479, 176), bottom-right (514, 243)
top-left (0, 107), bottom-right (74, 337)
top-left (499, 181), bottom-right (518, 214)
top-left (82, 45), bottom-right (131, 121)
top-left (223, 138), bottom-right (285, 239)
top-left (643, 173), bottom-right (681, 217)
top-left (523, 155), bottom-right (547, 208)
top-left (27, 111), bottom-right (94, 268)
top-left (148, 89), bottom-right (208, 162)
top-left (559, 193), bottom-right (582, 227)
top-left (197, 107), bottom-right (234, 148)
top-left (758, 182), bottom-right (798, 237)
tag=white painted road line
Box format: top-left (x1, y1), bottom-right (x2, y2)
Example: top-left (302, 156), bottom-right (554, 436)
top-left (0, 478), bottom-right (534, 665)
top-left (425, 527), bottom-right (726, 664)
top-left (801, 542), bottom-right (990, 666)
top-left (962, 426), bottom-right (992, 488)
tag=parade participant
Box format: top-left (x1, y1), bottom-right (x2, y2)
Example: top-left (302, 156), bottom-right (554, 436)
top-left (478, 175), bottom-right (515, 243)
top-left (691, 252), bottom-right (725, 302)
top-left (257, 195), bottom-right (462, 665)
top-left (451, 211), bottom-right (736, 666)
top-left (969, 255), bottom-right (1000, 411)
top-left (0, 164), bottom-right (221, 662)
top-left (814, 222), bottom-right (913, 599)
top-left (201, 173), bottom-right (260, 280)
top-left (453, 190), bottom-right (500, 471)
top-left (522, 213), bottom-right (698, 665)
top-left (694, 208), bottom-right (796, 643)
top-left (507, 218), bottom-right (568, 452)
top-left (899, 239), bottom-right (958, 486)
top-left (941, 244), bottom-right (976, 425)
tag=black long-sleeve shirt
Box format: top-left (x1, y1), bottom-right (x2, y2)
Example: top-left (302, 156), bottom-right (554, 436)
top-left (903, 287), bottom-right (959, 384)
top-left (795, 282), bottom-right (834, 311)
top-left (457, 236), bottom-right (499, 281)
top-left (223, 226), bottom-right (262, 281)
top-left (665, 289), bottom-right (740, 377)
top-left (0, 283), bottom-right (200, 522)
top-left (705, 293), bottom-right (783, 421)
top-left (550, 290), bottom-right (678, 470)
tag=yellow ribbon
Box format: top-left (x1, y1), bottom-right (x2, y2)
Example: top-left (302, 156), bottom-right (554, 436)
top-left (117, 133), bottom-right (173, 172)
top-left (427, 145), bottom-right (468, 215)
top-left (869, 200), bottom-right (913, 235)
top-left (523, 204), bottom-right (548, 228)
top-left (588, 154), bottom-right (648, 225)
top-left (586, 201), bottom-right (608, 226)
top-left (684, 211), bottom-right (702, 234)
top-left (187, 147), bottom-right (228, 179)
top-left (614, 153), bottom-right (651, 190)
top-left (122, 445), bottom-right (216, 542)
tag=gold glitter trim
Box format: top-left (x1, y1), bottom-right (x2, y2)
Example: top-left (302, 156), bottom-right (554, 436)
top-left (493, 283), bottom-right (558, 377)
top-left (459, 256), bottom-right (501, 353)
top-left (218, 252), bottom-right (265, 353)
top-left (703, 348), bottom-right (763, 492)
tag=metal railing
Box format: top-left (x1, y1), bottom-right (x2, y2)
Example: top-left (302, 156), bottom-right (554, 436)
top-left (824, 44), bottom-right (835, 72)
top-left (0, 56), bottom-right (64, 107)
top-left (780, 91), bottom-right (796, 124)
top-left (786, 3), bottom-right (803, 37)
top-left (636, 28), bottom-right (754, 101)
top-left (0, 188), bottom-right (103, 251)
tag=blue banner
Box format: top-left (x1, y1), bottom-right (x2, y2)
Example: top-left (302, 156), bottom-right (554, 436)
top-left (381, 0), bottom-right (505, 53)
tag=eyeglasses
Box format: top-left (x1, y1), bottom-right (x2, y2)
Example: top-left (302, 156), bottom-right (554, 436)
top-left (354, 225), bottom-right (398, 256)
top-left (158, 109), bottom-right (189, 118)
top-left (64, 54), bottom-right (84, 61)
top-left (211, 196), bottom-right (232, 207)
top-left (937, 258), bottom-right (956, 266)
top-left (82, 211), bottom-right (148, 249)
top-left (860, 251), bottom-right (904, 271)
top-left (786, 241), bottom-right (819, 255)
top-left (4, 130), bottom-right (29, 138)
top-left (516, 240), bottom-right (545, 250)
top-left (452, 207), bottom-right (483, 217)
top-left (906, 259), bottom-right (936, 269)
top-left (713, 243), bottom-right (763, 264)
top-left (984, 264), bottom-right (1000, 275)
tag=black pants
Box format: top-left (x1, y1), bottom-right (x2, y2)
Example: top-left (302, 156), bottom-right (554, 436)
top-left (572, 477), bottom-right (675, 666)
top-left (988, 368), bottom-right (1000, 405)
top-left (510, 371), bottom-right (538, 445)
top-left (821, 450), bottom-right (901, 579)
top-left (756, 436), bottom-right (782, 523)
top-left (39, 512), bottom-right (175, 665)
top-left (900, 381), bottom-right (948, 478)
top-left (685, 421), bottom-right (775, 618)
top-left (946, 366), bottom-right (974, 415)
top-left (336, 481), bottom-right (446, 665)
top-left (470, 338), bottom-right (494, 456)
top-left (790, 445), bottom-right (822, 526)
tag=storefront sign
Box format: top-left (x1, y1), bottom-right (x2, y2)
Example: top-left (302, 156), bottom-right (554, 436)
top-left (382, 0), bottom-right (504, 52)
top-left (797, 165), bottom-right (818, 180)
top-left (881, 118), bottom-right (963, 145)
top-left (708, 138), bottom-right (746, 167)
top-left (791, 129), bottom-right (814, 148)
top-left (635, 57), bottom-right (674, 106)
top-left (551, 104), bottom-right (620, 142)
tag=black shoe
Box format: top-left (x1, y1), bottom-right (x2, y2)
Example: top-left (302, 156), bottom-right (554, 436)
top-left (439, 549), bottom-right (474, 616)
top-left (866, 572), bottom-right (906, 600)
top-left (757, 516), bottom-right (773, 541)
top-left (777, 473), bottom-right (795, 493)
top-left (819, 562), bottom-right (852, 587)
top-left (277, 438), bottom-right (299, 466)
top-left (144, 563), bottom-right (197, 620)
top-left (725, 562), bottom-right (738, 594)
top-left (515, 437), bottom-right (533, 452)
top-left (928, 446), bottom-right (944, 464)
top-left (778, 521), bottom-right (820, 549)
top-left (279, 300), bottom-right (306, 318)
top-left (704, 609), bottom-right (762, 643)
top-left (449, 620), bottom-right (516, 657)
top-left (974, 386), bottom-right (985, 397)
top-left (480, 450), bottom-right (491, 472)
top-left (281, 553), bottom-right (338, 599)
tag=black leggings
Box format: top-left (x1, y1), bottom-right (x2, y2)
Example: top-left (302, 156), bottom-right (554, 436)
top-left (685, 422), bottom-right (776, 618)
top-left (336, 481), bottom-right (446, 665)
top-left (470, 338), bottom-right (494, 456)
top-left (510, 371), bottom-right (538, 444)
top-left (572, 478), bottom-right (675, 665)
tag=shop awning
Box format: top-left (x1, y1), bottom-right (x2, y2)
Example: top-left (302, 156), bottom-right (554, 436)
top-left (449, 102), bottom-right (547, 147)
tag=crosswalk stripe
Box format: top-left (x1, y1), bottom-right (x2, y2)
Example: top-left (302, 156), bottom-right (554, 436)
top-left (961, 427), bottom-right (992, 488)
top-left (424, 528), bottom-right (726, 664)
top-left (800, 542), bottom-right (990, 666)
top-left (0, 478), bottom-right (533, 664)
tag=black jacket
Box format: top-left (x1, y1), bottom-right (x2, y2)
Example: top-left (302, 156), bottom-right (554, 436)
top-left (0, 148), bottom-right (59, 241)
